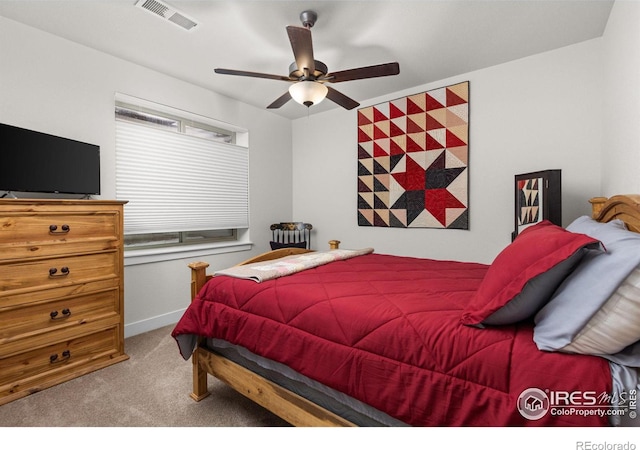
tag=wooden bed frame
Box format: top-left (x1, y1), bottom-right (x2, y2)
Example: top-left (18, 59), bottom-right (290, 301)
top-left (185, 195), bottom-right (640, 426)
top-left (186, 238), bottom-right (353, 426)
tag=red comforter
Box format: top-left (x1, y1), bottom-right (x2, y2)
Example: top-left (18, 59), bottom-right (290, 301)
top-left (172, 253), bottom-right (612, 426)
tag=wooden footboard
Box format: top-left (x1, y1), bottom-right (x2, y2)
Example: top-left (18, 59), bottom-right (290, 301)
top-left (194, 346), bottom-right (355, 426)
top-left (187, 241), bottom-right (355, 426)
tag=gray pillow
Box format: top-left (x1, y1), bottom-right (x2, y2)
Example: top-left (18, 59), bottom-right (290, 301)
top-left (533, 216), bottom-right (640, 363)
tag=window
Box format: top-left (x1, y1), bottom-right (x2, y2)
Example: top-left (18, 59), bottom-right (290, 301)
top-left (114, 95), bottom-right (249, 251)
top-left (114, 105), bottom-right (235, 143)
top-left (123, 229), bottom-right (236, 249)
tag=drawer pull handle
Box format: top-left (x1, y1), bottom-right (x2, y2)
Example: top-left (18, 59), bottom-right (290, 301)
top-left (50, 308), bottom-right (72, 320)
top-left (49, 224), bottom-right (70, 234)
top-left (49, 267), bottom-right (70, 277)
top-left (49, 350), bottom-right (71, 364)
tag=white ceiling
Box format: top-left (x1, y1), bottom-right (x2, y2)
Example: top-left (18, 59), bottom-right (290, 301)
top-left (0, 0), bottom-right (614, 120)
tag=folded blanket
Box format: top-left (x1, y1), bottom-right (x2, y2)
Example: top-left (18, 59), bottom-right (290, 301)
top-left (215, 248), bottom-right (374, 282)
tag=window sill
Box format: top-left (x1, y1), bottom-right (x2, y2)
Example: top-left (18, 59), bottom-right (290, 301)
top-left (124, 241), bottom-right (253, 266)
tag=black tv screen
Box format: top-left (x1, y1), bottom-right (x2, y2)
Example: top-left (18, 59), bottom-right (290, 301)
top-left (0, 123), bottom-right (100, 195)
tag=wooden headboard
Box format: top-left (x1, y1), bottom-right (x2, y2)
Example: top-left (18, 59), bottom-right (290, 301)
top-left (590, 194), bottom-right (640, 233)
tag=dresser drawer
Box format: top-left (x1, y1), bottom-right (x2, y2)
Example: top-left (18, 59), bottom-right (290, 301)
top-left (0, 288), bottom-right (119, 344)
top-left (0, 210), bottom-right (121, 260)
top-left (0, 326), bottom-right (122, 398)
top-left (0, 211), bottom-right (119, 244)
top-left (0, 251), bottom-right (119, 296)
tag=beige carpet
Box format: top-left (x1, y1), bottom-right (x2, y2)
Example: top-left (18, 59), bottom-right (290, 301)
top-left (0, 324), bottom-right (289, 427)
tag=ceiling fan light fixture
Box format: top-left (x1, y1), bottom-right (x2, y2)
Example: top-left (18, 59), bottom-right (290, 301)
top-left (289, 81), bottom-right (328, 107)
top-left (214, 10), bottom-right (399, 112)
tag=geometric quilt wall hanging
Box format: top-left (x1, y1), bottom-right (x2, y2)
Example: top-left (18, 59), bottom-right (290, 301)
top-left (357, 81), bottom-right (469, 229)
top-left (518, 178), bottom-right (541, 226)
top-left (512, 169), bottom-right (561, 240)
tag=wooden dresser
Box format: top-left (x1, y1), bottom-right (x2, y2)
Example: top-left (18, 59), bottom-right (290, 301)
top-left (0, 199), bottom-right (128, 405)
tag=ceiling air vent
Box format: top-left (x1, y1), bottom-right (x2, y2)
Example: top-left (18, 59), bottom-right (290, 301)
top-left (135, 0), bottom-right (198, 31)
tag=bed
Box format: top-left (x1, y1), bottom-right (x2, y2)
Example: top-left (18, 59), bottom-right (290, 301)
top-left (172, 194), bottom-right (640, 427)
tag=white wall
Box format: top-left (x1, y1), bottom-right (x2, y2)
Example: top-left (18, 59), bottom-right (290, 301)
top-left (601, 0), bottom-right (640, 196)
top-left (0, 17), bottom-right (293, 336)
top-left (292, 38), bottom-right (604, 264)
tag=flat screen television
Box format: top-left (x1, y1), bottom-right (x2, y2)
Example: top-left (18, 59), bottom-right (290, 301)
top-left (0, 123), bottom-right (100, 196)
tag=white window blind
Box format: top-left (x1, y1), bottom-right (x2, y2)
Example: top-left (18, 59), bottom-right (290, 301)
top-left (115, 120), bottom-right (249, 235)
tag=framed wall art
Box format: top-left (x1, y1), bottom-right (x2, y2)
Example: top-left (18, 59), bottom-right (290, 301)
top-left (357, 81), bottom-right (469, 229)
top-left (513, 169), bottom-right (561, 240)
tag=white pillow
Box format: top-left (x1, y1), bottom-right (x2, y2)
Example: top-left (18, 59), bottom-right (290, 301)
top-left (533, 216), bottom-right (640, 359)
top-left (561, 265), bottom-right (640, 355)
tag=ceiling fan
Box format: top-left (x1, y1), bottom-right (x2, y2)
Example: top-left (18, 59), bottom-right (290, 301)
top-left (214, 10), bottom-right (400, 110)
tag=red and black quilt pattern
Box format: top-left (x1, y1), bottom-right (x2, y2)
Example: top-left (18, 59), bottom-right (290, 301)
top-left (357, 81), bottom-right (469, 229)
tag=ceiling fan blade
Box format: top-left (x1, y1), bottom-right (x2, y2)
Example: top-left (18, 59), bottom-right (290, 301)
top-left (267, 91), bottom-right (292, 109)
top-left (324, 62), bottom-right (400, 83)
top-left (286, 26), bottom-right (315, 75)
top-left (215, 68), bottom-right (293, 82)
top-left (325, 86), bottom-right (360, 110)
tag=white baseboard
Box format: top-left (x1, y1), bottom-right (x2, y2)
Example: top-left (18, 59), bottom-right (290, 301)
top-left (124, 308), bottom-right (187, 338)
